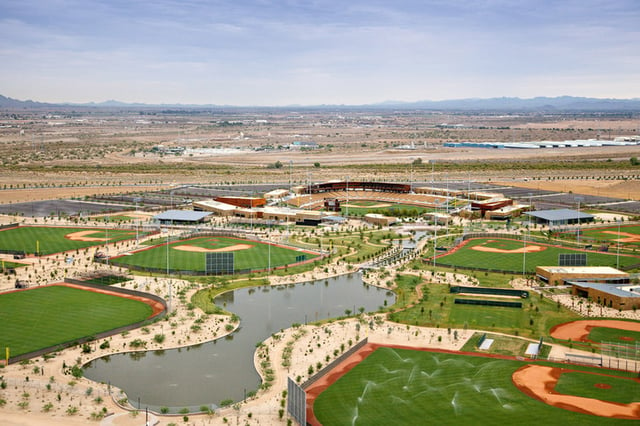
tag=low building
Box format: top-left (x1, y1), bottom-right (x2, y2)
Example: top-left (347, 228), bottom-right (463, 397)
top-left (471, 197), bottom-right (513, 216)
top-left (215, 196), bottom-right (266, 209)
top-left (264, 189), bottom-right (289, 200)
top-left (153, 210), bottom-right (212, 225)
top-left (536, 266), bottom-right (629, 286)
top-left (525, 209), bottom-right (594, 227)
top-left (193, 199), bottom-right (237, 216)
top-left (364, 213), bottom-right (397, 226)
top-left (569, 282), bottom-right (640, 310)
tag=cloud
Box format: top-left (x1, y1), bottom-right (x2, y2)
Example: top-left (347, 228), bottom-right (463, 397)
top-left (1, 0), bottom-right (638, 104)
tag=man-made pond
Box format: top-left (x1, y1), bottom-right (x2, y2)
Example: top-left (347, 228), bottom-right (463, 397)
top-left (84, 273), bottom-right (395, 412)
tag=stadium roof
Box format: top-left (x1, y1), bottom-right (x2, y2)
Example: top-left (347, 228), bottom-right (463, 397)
top-left (153, 210), bottom-right (211, 222)
top-left (524, 208), bottom-right (594, 222)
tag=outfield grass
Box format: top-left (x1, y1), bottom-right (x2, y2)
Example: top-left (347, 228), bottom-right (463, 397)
top-left (587, 327), bottom-right (640, 343)
top-left (560, 225), bottom-right (640, 246)
top-left (436, 238), bottom-right (640, 273)
top-left (0, 285), bottom-right (153, 357)
top-left (340, 203), bottom-right (434, 217)
top-left (314, 347), bottom-right (637, 425)
top-left (110, 236), bottom-right (319, 273)
top-left (0, 226), bottom-right (145, 255)
top-left (555, 372), bottom-right (640, 404)
top-left (0, 260), bottom-right (28, 270)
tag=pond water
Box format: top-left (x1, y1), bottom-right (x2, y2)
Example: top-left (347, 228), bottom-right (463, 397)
top-left (83, 273), bottom-right (395, 412)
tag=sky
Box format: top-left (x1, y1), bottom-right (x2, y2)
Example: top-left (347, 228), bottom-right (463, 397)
top-left (1, 0), bottom-right (639, 106)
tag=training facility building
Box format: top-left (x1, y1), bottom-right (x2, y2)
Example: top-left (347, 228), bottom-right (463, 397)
top-left (536, 265), bottom-right (639, 310)
top-left (193, 199), bottom-right (238, 216)
top-left (364, 213), bottom-right (397, 226)
top-left (569, 281), bottom-right (640, 310)
top-left (524, 209), bottom-right (594, 226)
top-left (154, 210), bottom-right (212, 225)
top-left (536, 266), bottom-right (629, 286)
top-left (214, 196), bottom-right (267, 209)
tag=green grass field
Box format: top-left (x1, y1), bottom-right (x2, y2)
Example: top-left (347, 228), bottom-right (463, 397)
top-left (436, 238), bottom-right (640, 273)
top-left (0, 285), bottom-right (153, 357)
top-left (0, 226), bottom-right (146, 255)
top-left (587, 327), bottom-right (640, 343)
top-left (314, 347), bottom-right (637, 425)
top-left (81, 275), bottom-right (131, 286)
top-left (110, 236), bottom-right (319, 273)
top-left (388, 275), bottom-right (579, 339)
top-left (0, 260), bottom-right (28, 270)
top-left (341, 202), bottom-right (434, 217)
top-left (560, 225), bottom-right (640, 247)
top-left (555, 371), bottom-right (640, 404)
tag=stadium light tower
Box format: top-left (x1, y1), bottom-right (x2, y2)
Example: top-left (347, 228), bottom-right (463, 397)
top-left (617, 218), bottom-right (621, 269)
top-left (345, 176), bottom-right (350, 218)
top-left (575, 196), bottom-right (584, 243)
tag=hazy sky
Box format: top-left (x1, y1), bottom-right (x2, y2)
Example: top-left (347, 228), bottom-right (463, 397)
top-left (1, 0), bottom-right (638, 105)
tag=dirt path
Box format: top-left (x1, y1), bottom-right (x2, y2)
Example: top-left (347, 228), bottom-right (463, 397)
top-left (550, 320), bottom-right (640, 341)
top-left (173, 243), bottom-right (252, 253)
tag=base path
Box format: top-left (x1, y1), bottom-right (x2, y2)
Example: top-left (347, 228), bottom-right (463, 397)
top-left (65, 230), bottom-right (107, 242)
top-left (471, 244), bottom-right (547, 254)
top-left (512, 364), bottom-right (640, 419)
top-left (601, 231), bottom-right (640, 244)
top-left (173, 243), bottom-right (252, 253)
top-left (550, 320), bottom-right (640, 342)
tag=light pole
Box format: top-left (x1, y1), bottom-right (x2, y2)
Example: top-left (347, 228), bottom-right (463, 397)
top-left (617, 218), bottom-right (621, 269)
top-left (575, 196), bottom-right (584, 244)
top-left (522, 225), bottom-right (527, 277)
top-left (166, 227), bottom-right (170, 276)
top-left (345, 176), bottom-right (350, 218)
top-left (410, 157), bottom-right (414, 192)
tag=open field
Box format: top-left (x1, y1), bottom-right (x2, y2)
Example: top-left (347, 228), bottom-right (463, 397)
top-left (388, 275), bottom-right (579, 338)
top-left (312, 346), bottom-right (639, 425)
top-left (436, 238), bottom-right (640, 273)
top-left (588, 327), bottom-right (640, 343)
top-left (0, 225), bottom-right (146, 255)
top-left (110, 236), bottom-right (320, 273)
top-left (340, 202), bottom-right (434, 217)
top-left (0, 285), bottom-right (154, 357)
top-left (558, 225), bottom-right (640, 247)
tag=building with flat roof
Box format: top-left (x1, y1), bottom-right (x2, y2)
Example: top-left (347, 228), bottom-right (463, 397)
top-left (193, 199), bottom-right (237, 216)
top-left (536, 266), bottom-right (629, 286)
top-left (525, 209), bottom-right (594, 226)
top-left (569, 282), bottom-right (640, 310)
top-left (364, 213), bottom-right (397, 226)
top-left (537, 265), bottom-right (639, 310)
top-left (153, 210), bottom-right (212, 224)
top-left (215, 196), bottom-right (266, 209)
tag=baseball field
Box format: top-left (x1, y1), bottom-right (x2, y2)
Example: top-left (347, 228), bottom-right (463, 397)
top-left (311, 345), bottom-right (640, 425)
top-left (0, 225), bottom-right (147, 255)
top-left (561, 224), bottom-right (640, 247)
top-left (435, 237), bottom-right (640, 273)
top-left (0, 284), bottom-right (159, 358)
top-left (109, 236), bottom-right (320, 273)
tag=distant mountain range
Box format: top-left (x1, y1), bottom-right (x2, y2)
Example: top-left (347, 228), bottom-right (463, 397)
top-left (2, 93), bottom-right (640, 112)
